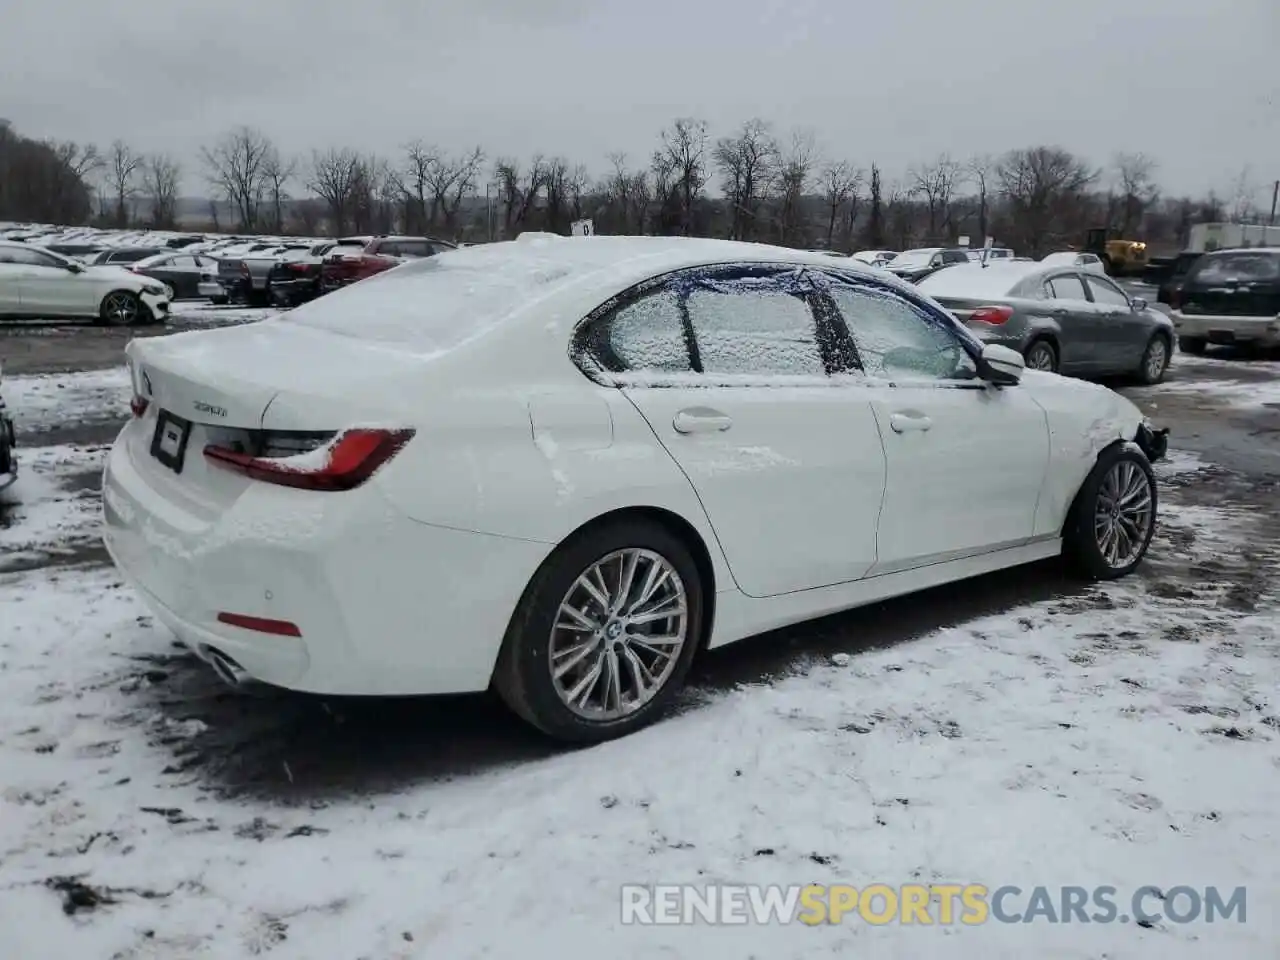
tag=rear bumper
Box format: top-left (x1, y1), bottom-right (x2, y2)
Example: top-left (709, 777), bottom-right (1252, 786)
top-left (197, 280), bottom-right (224, 299)
top-left (101, 419), bottom-right (551, 696)
top-left (1170, 311), bottom-right (1280, 346)
top-left (269, 278), bottom-right (319, 304)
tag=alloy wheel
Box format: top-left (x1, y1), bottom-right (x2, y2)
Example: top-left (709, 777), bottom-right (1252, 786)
top-left (1093, 460), bottom-right (1154, 569)
top-left (104, 292), bottom-right (138, 324)
top-left (1027, 344), bottom-right (1056, 371)
top-left (549, 548), bottom-right (689, 721)
top-left (1145, 340), bottom-right (1167, 381)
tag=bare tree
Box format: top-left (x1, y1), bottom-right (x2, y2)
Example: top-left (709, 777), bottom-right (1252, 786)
top-left (261, 149), bottom-right (296, 234)
top-left (820, 160), bottom-right (861, 250)
top-left (910, 153), bottom-right (962, 240)
top-left (712, 119), bottom-right (778, 241)
top-left (602, 153), bottom-right (651, 234)
top-left (774, 130), bottom-right (817, 245)
top-left (866, 164), bottom-right (885, 247)
top-left (1113, 152), bottom-right (1160, 236)
top-left (654, 118), bottom-right (708, 235)
top-left (307, 147), bottom-right (364, 235)
top-left (144, 153), bottom-right (181, 228)
top-left (1227, 166), bottom-right (1257, 223)
top-left (494, 156), bottom-right (546, 236)
top-left (201, 126), bottom-right (275, 231)
top-left (996, 146), bottom-right (1097, 256)
top-left (107, 140), bottom-right (142, 227)
top-left (967, 154), bottom-right (995, 242)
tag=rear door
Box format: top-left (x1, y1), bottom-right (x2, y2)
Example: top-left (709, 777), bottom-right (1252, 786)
top-left (1043, 271), bottom-right (1104, 370)
top-left (1082, 272), bottom-right (1147, 371)
top-left (164, 255), bottom-right (204, 298)
top-left (604, 264), bottom-right (887, 597)
top-left (819, 272), bottom-right (1049, 574)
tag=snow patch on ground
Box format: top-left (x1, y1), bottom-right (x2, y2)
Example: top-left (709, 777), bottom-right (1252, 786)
top-left (169, 302), bottom-right (279, 328)
top-left (0, 487), bottom-right (1276, 958)
top-left (0, 443), bottom-right (107, 569)
top-left (6, 368), bottom-right (130, 436)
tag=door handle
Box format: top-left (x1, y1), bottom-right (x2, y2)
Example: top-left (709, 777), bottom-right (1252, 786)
top-left (1050, 307), bottom-right (1069, 316)
top-left (889, 412), bottom-right (932, 433)
top-left (672, 407), bottom-right (733, 434)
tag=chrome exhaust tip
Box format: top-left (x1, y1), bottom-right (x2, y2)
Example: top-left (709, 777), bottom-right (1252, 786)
top-left (206, 648), bottom-right (251, 689)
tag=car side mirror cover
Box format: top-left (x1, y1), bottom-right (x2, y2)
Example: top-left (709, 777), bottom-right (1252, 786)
top-left (1130, 297), bottom-right (1147, 312)
top-left (978, 343), bottom-right (1025, 385)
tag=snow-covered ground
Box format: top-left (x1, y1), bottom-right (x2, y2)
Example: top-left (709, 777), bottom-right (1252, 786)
top-left (1160, 354), bottom-right (1280, 409)
top-left (168, 301), bottom-right (279, 328)
top-left (5, 367), bottom-right (130, 438)
top-left (0, 363), bottom-right (1278, 958)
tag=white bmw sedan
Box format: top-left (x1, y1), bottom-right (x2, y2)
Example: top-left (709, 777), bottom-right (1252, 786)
top-left (102, 236), bottom-right (1168, 742)
top-left (0, 241), bottom-right (172, 324)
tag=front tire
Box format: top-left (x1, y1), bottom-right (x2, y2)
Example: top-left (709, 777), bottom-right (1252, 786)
top-left (1063, 445), bottom-right (1157, 580)
top-left (1135, 334), bottom-right (1170, 384)
top-left (1178, 336), bottom-right (1206, 356)
top-left (1024, 338), bottom-right (1059, 373)
top-left (98, 290), bottom-right (142, 326)
top-left (493, 518), bottom-right (704, 743)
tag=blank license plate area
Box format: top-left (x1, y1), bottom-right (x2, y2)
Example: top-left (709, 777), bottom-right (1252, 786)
top-left (151, 411), bottom-right (192, 472)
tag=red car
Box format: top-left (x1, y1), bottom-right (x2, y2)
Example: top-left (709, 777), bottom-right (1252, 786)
top-left (319, 236), bottom-right (456, 292)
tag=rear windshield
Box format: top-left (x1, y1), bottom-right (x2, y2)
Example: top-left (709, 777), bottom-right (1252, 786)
top-left (1188, 251), bottom-right (1280, 283)
top-left (916, 265), bottom-right (1033, 299)
top-left (281, 250), bottom-right (576, 352)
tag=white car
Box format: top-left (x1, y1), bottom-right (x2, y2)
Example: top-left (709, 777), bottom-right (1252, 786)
top-left (102, 237), bottom-right (1168, 742)
top-left (1040, 251), bottom-right (1107, 274)
top-left (851, 249), bottom-right (898, 265)
top-left (0, 241), bottom-right (172, 324)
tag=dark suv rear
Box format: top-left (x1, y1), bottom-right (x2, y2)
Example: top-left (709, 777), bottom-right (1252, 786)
top-left (1170, 248), bottom-right (1280, 354)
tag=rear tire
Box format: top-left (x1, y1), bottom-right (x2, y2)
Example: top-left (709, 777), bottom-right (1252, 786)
top-left (1135, 334), bottom-right (1170, 385)
top-left (1063, 445), bottom-right (1157, 581)
top-left (1178, 336), bottom-right (1206, 356)
top-left (1024, 338), bottom-right (1059, 373)
top-left (493, 518), bottom-right (704, 743)
top-left (210, 295), bottom-right (228, 306)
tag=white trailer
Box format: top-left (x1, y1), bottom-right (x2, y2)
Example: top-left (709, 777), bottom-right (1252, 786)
top-left (1187, 222), bottom-right (1280, 252)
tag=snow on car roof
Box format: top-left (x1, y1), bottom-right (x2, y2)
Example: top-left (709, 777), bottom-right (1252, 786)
top-left (281, 235), bottom-right (890, 353)
top-left (916, 261), bottom-right (1047, 298)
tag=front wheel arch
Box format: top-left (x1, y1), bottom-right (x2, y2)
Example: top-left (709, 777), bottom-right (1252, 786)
top-left (1061, 440), bottom-right (1157, 580)
top-left (1024, 335), bottom-right (1060, 372)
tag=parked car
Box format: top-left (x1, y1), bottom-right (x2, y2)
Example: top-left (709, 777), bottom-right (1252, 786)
top-left (851, 250), bottom-right (898, 265)
top-left (216, 243), bottom-right (314, 306)
top-left (128, 252), bottom-right (221, 300)
top-left (319, 235), bottom-right (456, 292)
top-left (1040, 251), bottom-right (1107, 274)
top-left (965, 247), bottom-right (1014, 262)
top-left (103, 237), bottom-right (1168, 743)
top-left (88, 247), bottom-right (164, 267)
top-left (0, 241), bottom-right (172, 324)
top-left (0, 359), bottom-right (15, 492)
top-left (266, 241), bottom-right (344, 307)
top-left (1169, 247), bottom-right (1280, 354)
top-left (884, 247), bottom-right (971, 282)
top-left (917, 261), bottom-right (1174, 383)
top-left (1155, 251), bottom-right (1204, 308)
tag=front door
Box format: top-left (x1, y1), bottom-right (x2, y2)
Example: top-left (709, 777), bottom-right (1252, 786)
top-left (12, 248), bottom-right (84, 316)
top-left (596, 265), bottom-right (887, 598)
top-left (1083, 272), bottom-right (1148, 370)
top-left (819, 273), bottom-right (1050, 574)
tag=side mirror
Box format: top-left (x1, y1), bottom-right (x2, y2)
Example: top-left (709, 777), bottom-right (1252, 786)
top-left (977, 344), bottom-right (1025, 385)
top-left (66, 262), bottom-right (84, 273)
top-left (1130, 297), bottom-right (1147, 312)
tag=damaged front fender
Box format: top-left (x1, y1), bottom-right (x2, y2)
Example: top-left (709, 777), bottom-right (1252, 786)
top-left (1134, 419), bottom-right (1169, 462)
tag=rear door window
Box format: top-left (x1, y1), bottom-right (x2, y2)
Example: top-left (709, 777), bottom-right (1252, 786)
top-left (1047, 274), bottom-right (1089, 302)
top-left (1188, 252), bottom-right (1280, 284)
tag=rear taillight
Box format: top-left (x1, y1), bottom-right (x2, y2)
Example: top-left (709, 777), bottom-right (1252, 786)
top-left (203, 428), bottom-right (414, 491)
top-left (131, 395), bottom-right (149, 417)
top-left (969, 305), bottom-right (1014, 325)
top-left (287, 262), bottom-right (311, 274)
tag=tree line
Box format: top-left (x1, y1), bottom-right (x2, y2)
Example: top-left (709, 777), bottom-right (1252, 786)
top-left (0, 116), bottom-right (1272, 256)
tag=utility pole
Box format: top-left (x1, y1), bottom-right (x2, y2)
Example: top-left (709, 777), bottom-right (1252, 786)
top-left (1271, 180), bottom-right (1279, 226)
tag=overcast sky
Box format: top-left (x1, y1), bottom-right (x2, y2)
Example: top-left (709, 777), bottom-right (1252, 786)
top-left (1, 0), bottom-right (1276, 199)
